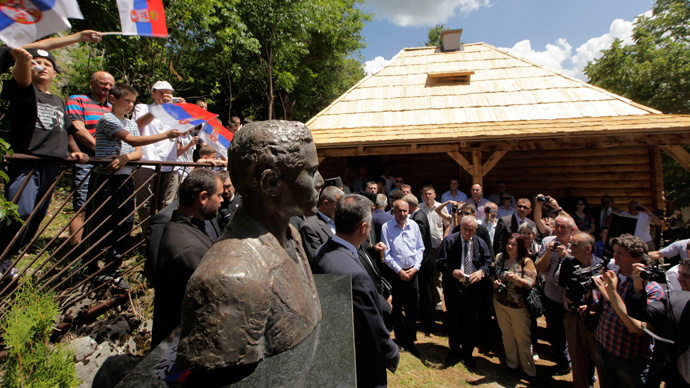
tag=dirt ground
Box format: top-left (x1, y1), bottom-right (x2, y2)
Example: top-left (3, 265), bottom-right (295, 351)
top-left (388, 315), bottom-right (597, 388)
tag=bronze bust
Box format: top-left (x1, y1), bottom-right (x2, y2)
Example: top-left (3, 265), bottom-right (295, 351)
top-left (177, 121), bottom-right (323, 371)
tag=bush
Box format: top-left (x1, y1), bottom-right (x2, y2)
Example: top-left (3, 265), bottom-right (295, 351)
top-left (0, 281), bottom-right (79, 388)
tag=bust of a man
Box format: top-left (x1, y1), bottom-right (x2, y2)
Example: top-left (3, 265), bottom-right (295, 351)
top-left (177, 121), bottom-right (323, 371)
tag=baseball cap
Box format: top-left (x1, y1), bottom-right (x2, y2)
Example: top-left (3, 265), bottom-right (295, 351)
top-left (151, 80), bottom-right (174, 91)
top-left (26, 48), bottom-right (57, 71)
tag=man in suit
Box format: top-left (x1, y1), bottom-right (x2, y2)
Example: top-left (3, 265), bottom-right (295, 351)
top-left (314, 194), bottom-right (399, 388)
top-left (300, 185), bottom-right (344, 269)
top-left (403, 194), bottom-right (436, 333)
top-left (590, 195), bottom-right (623, 234)
top-left (372, 193), bottom-right (393, 243)
top-left (493, 198), bottom-right (537, 254)
top-left (437, 216), bottom-right (492, 368)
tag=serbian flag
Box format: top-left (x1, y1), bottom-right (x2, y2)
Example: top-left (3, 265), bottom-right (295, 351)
top-left (198, 118), bottom-right (234, 155)
top-left (149, 103), bottom-right (218, 131)
top-left (116, 0), bottom-right (168, 37)
top-left (0, 0), bottom-right (83, 48)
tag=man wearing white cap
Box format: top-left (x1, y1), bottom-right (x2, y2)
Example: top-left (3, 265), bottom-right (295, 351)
top-left (132, 81), bottom-right (184, 232)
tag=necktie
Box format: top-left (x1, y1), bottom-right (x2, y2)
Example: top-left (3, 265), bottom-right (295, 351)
top-left (464, 240), bottom-right (473, 274)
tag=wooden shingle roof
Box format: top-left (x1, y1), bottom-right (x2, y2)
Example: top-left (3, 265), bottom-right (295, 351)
top-left (307, 43), bottom-right (690, 149)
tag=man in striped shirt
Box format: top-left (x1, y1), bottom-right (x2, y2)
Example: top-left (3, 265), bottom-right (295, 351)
top-left (66, 71), bottom-right (114, 246)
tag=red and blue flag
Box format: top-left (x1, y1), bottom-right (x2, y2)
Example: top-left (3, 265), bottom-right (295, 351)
top-left (199, 118), bottom-right (234, 155)
top-left (116, 0), bottom-right (167, 37)
top-left (0, 0), bottom-right (83, 48)
top-left (148, 102), bottom-right (218, 131)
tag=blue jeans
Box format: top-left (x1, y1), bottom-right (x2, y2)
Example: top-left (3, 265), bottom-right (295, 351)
top-left (0, 164), bottom-right (59, 260)
top-left (594, 341), bottom-right (648, 388)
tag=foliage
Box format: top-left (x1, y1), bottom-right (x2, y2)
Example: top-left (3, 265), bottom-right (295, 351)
top-left (0, 281), bottom-right (79, 388)
top-left (425, 24), bottom-right (447, 47)
top-left (0, 137), bottom-right (21, 226)
top-left (66, 0), bottom-right (370, 122)
top-left (584, 0), bottom-right (690, 207)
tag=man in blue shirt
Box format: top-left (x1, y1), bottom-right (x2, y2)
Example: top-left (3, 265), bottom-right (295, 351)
top-left (381, 199), bottom-right (425, 357)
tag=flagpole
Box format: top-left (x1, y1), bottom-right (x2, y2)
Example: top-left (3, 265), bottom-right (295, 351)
top-left (100, 32), bottom-right (124, 36)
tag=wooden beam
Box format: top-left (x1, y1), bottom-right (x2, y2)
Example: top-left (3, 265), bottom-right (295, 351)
top-left (649, 146), bottom-right (664, 210)
top-left (318, 156), bottom-right (327, 163)
top-left (482, 151), bottom-right (507, 176)
top-left (660, 145), bottom-right (690, 173)
top-left (447, 151), bottom-right (473, 176)
top-left (472, 151), bottom-right (482, 186)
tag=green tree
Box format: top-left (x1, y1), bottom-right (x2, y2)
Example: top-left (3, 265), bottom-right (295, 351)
top-left (424, 24), bottom-right (447, 47)
top-left (584, 0), bottom-right (690, 208)
top-left (66, 0), bottom-right (368, 122)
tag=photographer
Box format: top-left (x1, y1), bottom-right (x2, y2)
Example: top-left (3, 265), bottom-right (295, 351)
top-left (559, 232), bottom-right (604, 388)
top-left (535, 214), bottom-right (576, 374)
top-left (626, 259), bottom-right (690, 387)
top-left (592, 234), bottom-right (664, 388)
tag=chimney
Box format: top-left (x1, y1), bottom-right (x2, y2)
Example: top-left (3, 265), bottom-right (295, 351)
top-left (440, 29), bottom-right (463, 52)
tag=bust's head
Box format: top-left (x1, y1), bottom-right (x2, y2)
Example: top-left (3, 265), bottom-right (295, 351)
top-left (228, 120), bottom-right (323, 218)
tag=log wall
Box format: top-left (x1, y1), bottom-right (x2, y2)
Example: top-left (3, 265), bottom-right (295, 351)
top-left (317, 145), bottom-right (659, 209)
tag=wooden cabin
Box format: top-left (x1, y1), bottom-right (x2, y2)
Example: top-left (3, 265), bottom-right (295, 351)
top-left (306, 30), bottom-right (690, 210)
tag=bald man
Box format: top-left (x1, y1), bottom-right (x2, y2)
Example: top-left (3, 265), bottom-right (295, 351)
top-left (66, 71), bottom-right (115, 246)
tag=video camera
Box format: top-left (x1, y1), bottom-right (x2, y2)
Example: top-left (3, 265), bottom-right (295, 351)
top-left (565, 259), bottom-right (608, 311)
top-left (639, 263), bottom-right (666, 283)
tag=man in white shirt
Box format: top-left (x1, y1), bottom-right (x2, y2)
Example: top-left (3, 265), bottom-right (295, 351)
top-left (132, 81), bottom-right (184, 231)
top-left (620, 200), bottom-right (663, 250)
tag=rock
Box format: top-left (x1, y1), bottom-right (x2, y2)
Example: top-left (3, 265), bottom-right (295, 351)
top-left (91, 354), bottom-right (143, 388)
top-left (69, 336), bottom-right (97, 362)
top-left (105, 319), bottom-right (130, 341)
top-left (75, 360), bottom-right (99, 388)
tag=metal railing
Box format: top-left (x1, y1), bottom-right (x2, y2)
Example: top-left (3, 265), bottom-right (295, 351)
top-left (0, 154), bottom-right (215, 321)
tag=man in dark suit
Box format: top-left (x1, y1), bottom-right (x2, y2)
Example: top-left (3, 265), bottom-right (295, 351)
top-left (314, 194), bottom-right (399, 388)
top-left (372, 193), bottom-right (393, 243)
top-left (437, 216), bottom-right (493, 368)
top-left (403, 194), bottom-right (436, 333)
top-left (589, 194), bottom-right (623, 234)
top-left (493, 198), bottom-right (537, 254)
top-left (300, 185), bottom-right (344, 269)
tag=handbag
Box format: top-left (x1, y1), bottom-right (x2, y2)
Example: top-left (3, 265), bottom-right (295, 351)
top-left (525, 285), bottom-right (544, 318)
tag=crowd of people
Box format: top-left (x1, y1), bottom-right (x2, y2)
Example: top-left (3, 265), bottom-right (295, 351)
top-left (307, 170), bottom-right (689, 387)
top-left (0, 32), bottom-right (689, 388)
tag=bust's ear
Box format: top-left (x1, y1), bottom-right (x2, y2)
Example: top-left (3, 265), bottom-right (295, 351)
top-left (259, 168), bottom-right (281, 197)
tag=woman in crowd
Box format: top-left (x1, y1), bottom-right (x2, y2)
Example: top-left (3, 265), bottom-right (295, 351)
top-left (492, 233), bottom-right (538, 378)
top-left (571, 197), bottom-right (595, 234)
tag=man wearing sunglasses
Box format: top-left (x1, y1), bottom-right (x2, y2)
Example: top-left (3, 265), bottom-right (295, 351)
top-left (494, 198), bottom-right (536, 254)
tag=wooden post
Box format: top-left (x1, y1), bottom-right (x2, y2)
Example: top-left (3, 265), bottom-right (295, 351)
top-left (482, 150), bottom-right (507, 176)
top-left (649, 146), bottom-right (664, 211)
top-left (472, 151), bottom-right (483, 186)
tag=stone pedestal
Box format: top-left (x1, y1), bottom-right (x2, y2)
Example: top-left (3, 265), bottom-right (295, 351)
top-left (115, 274), bottom-right (355, 387)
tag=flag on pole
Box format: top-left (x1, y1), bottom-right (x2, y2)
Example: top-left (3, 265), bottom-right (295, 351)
top-left (148, 103), bottom-right (218, 131)
top-left (116, 0), bottom-right (168, 37)
top-left (198, 118), bottom-right (234, 155)
top-left (0, 0), bottom-right (83, 48)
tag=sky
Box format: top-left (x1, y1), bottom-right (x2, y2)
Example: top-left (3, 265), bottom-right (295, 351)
top-left (359, 0), bottom-right (655, 80)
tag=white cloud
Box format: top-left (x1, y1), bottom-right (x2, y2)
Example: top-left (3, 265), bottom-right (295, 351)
top-left (364, 0), bottom-right (491, 27)
top-left (501, 13), bottom-right (648, 80)
top-left (363, 56), bottom-right (391, 75)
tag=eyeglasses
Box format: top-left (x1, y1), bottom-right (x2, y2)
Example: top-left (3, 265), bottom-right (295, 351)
top-left (501, 197), bottom-right (510, 200)
top-left (396, 180), bottom-right (404, 183)
top-left (460, 211), bottom-right (471, 216)
top-left (516, 205), bottom-right (530, 210)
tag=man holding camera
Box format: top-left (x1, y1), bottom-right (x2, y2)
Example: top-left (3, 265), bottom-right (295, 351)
top-left (592, 234), bottom-right (664, 388)
top-left (620, 201), bottom-right (663, 250)
top-left (626, 258), bottom-right (690, 387)
top-left (559, 232), bottom-right (604, 388)
top-left (535, 214), bottom-right (576, 374)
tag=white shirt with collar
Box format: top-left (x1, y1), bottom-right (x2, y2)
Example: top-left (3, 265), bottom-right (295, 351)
top-left (133, 103), bottom-right (177, 172)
